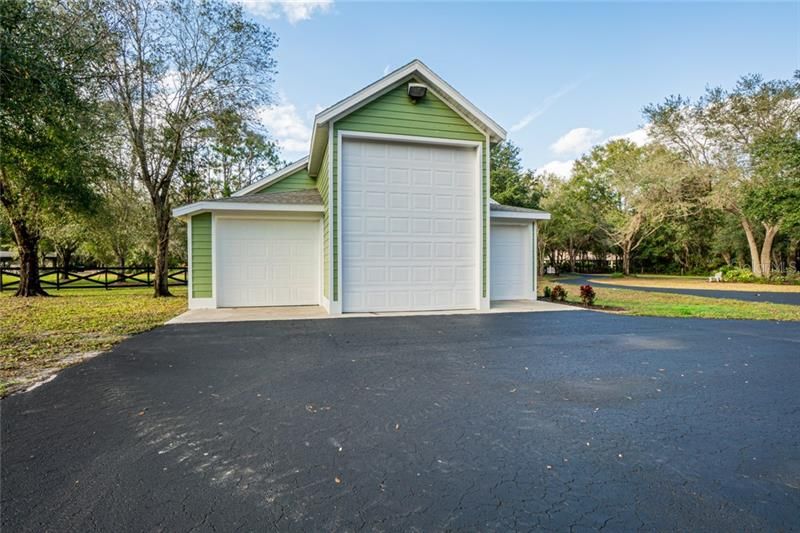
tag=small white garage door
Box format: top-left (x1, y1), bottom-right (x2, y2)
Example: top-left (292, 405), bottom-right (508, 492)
top-left (490, 224), bottom-right (529, 300)
top-left (217, 218), bottom-right (319, 307)
top-left (342, 138), bottom-right (478, 312)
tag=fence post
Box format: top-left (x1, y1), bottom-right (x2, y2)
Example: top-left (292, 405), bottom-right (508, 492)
top-left (147, 267), bottom-right (151, 286)
top-left (57, 268), bottom-right (60, 290)
top-left (105, 268), bottom-right (109, 290)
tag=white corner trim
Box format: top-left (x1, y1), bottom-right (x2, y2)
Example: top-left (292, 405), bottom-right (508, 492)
top-left (335, 128), bottom-right (343, 311)
top-left (490, 210), bottom-right (551, 221)
top-left (230, 157), bottom-right (309, 197)
top-left (533, 221), bottom-right (539, 299)
top-left (482, 134), bottom-right (490, 309)
top-left (187, 214), bottom-right (193, 299)
top-left (173, 201), bottom-right (323, 218)
top-left (211, 213), bottom-right (217, 307)
top-left (314, 60), bottom-right (506, 141)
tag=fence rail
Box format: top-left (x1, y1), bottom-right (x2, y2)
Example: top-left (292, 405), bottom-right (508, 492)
top-left (0, 266), bottom-right (187, 292)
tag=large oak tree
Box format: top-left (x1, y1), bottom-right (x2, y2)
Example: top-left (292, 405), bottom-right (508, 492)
top-left (0, 0), bottom-right (110, 296)
top-left (644, 73), bottom-right (800, 277)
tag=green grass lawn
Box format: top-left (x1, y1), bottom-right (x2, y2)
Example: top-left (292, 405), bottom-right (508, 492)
top-left (1, 286), bottom-right (187, 396)
top-left (541, 279), bottom-right (800, 321)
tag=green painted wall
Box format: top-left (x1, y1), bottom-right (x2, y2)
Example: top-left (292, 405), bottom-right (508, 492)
top-left (255, 167), bottom-right (315, 193)
top-left (316, 145), bottom-right (330, 299)
top-left (191, 213), bottom-right (212, 298)
top-left (331, 81), bottom-right (489, 301)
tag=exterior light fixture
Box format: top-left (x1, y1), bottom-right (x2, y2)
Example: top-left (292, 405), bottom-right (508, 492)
top-left (407, 83), bottom-right (428, 102)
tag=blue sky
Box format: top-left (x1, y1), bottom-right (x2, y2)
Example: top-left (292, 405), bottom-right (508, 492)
top-left (241, 1), bottom-right (799, 175)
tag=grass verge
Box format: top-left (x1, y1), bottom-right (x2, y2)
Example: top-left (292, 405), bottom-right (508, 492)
top-left (587, 275), bottom-right (800, 293)
top-left (1, 287), bottom-right (187, 396)
top-left (540, 280), bottom-right (800, 322)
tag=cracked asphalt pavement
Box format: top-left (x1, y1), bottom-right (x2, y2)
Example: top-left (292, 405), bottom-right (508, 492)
top-left (2, 311), bottom-right (799, 531)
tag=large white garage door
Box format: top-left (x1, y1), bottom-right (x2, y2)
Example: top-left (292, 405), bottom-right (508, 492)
top-left (217, 218), bottom-right (319, 307)
top-left (342, 138), bottom-right (478, 312)
top-left (490, 224), bottom-right (528, 300)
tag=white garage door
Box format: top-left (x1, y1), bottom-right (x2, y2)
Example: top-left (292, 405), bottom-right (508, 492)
top-left (490, 224), bottom-right (528, 300)
top-left (342, 139), bottom-right (478, 312)
top-left (217, 218), bottom-right (319, 307)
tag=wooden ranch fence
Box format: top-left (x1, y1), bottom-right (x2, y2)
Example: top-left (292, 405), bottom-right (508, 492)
top-left (0, 266), bottom-right (187, 292)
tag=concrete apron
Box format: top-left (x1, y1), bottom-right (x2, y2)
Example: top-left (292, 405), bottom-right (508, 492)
top-left (167, 300), bottom-right (580, 324)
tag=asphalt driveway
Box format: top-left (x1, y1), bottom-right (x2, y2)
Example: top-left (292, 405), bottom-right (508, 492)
top-left (2, 312), bottom-right (799, 531)
top-left (560, 275), bottom-right (800, 305)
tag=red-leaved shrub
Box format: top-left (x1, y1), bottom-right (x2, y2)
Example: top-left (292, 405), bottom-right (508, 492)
top-left (580, 284), bottom-right (596, 306)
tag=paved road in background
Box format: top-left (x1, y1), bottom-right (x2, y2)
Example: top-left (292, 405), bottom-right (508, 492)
top-left (557, 275), bottom-right (800, 305)
top-left (3, 312), bottom-right (799, 531)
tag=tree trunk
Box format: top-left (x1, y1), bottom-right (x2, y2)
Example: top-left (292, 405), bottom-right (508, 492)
top-left (622, 245), bottom-right (631, 276)
top-left (721, 252), bottom-right (732, 267)
top-left (759, 223), bottom-right (780, 278)
top-left (153, 201), bottom-right (172, 297)
top-left (10, 218), bottom-right (47, 296)
top-left (568, 237), bottom-right (576, 272)
top-left (740, 218), bottom-right (764, 277)
top-left (57, 246), bottom-right (74, 280)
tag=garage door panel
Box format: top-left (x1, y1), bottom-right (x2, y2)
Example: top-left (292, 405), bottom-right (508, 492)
top-left (217, 218), bottom-right (319, 308)
top-left (490, 225), bottom-right (528, 301)
top-left (342, 138), bottom-right (477, 312)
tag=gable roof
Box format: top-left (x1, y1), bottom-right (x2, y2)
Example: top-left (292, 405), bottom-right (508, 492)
top-left (231, 157), bottom-right (309, 197)
top-left (308, 59), bottom-right (506, 176)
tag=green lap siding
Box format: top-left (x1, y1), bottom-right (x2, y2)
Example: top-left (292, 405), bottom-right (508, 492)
top-left (316, 146), bottom-right (330, 300)
top-left (331, 81), bottom-right (490, 301)
top-left (191, 213), bottom-right (212, 298)
top-left (255, 167), bottom-right (316, 193)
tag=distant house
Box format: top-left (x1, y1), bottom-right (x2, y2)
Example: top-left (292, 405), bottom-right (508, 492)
top-left (174, 59), bottom-right (550, 314)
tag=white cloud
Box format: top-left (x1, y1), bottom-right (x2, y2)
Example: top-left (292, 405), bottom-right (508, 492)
top-left (607, 127), bottom-right (650, 146)
top-left (238, 0), bottom-right (333, 24)
top-left (550, 127), bottom-right (603, 156)
top-left (510, 79), bottom-right (583, 133)
top-left (536, 160), bottom-right (575, 179)
top-left (257, 100), bottom-right (311, 157)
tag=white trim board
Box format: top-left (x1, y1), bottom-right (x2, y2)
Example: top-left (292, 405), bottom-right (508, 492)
top-left (173, 201), bottom-right (323, 218)
top-left (490, 210), bottom-right (551, 221)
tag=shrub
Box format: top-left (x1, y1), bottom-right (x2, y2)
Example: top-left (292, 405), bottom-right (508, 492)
top-left (543, 286), bottom-right (552, 299)
top-left (550, 284), bottom-right (567, 302)
top-left (610, 272), bottom-right (625, 279)
top-left (722, 267), bottom-right (757, 283)
top-left (580, 284), bottom-right (596, 306)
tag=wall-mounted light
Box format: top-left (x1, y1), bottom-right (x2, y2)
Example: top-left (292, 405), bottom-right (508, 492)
top-left (407, 83), bottom-right (428, 103)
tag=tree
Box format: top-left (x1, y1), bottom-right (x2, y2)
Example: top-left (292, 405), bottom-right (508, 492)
top-left (42, 211), bottom-right (86, 277)
top-left (539, 174), bottom-right (600, 273)
top-left (84, 180), bottom-right (151, 269)
top-left (176, 108), bottom-right (282, 200)
top-left (0, 0), bottom-right (109, 296)
top-left (490, 141), bottom-right (543, 209)
top-left (644, 72), bottom-right (800, 277)
top-left (573, 140), bottom-right (691, 275)
top-left (103, 0), bottom-right (278, 296)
